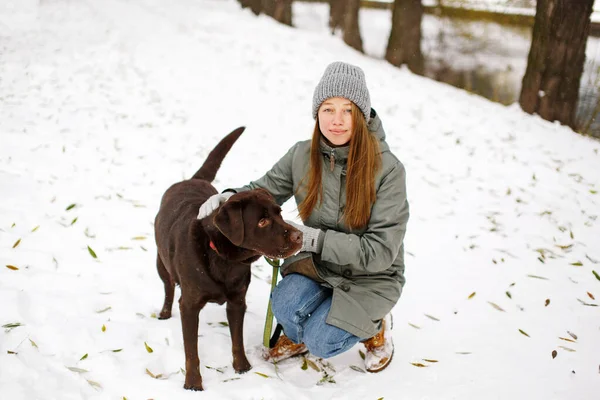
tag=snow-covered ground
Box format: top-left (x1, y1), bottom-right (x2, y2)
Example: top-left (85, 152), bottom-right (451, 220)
top-left (1, 0), bottom-right (599, 399)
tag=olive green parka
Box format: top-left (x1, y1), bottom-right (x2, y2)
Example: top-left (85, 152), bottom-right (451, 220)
top-left (234, 111), bottom-right (409, 338)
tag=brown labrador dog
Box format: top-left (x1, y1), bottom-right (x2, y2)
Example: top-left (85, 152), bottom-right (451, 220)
top-left (154, 127), bottom-right (302, 391)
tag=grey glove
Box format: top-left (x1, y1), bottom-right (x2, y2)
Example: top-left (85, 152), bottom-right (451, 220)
top-left (197, 192), bottom-right (234, 219)
top-left (286, 220), bottom-right (325, 253)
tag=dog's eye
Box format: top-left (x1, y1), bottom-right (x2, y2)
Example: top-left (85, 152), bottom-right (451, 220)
top-left (258, 218), bottom-right (270, 228)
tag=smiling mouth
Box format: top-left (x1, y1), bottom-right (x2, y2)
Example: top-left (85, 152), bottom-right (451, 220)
top-left (330, 130), bottom-right (347, 134)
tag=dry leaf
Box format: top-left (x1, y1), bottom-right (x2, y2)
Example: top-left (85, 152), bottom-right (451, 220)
top-left (144, 342), bottom-right (153, 353)
top-left (423, 359), bottom-right (439, 363)
top-left (527, 274), bottom-right (548, 280)
top-left (552, 350), bottom-right (557, 359)
top-left (67, 366), bottom-right (88, 373)
top-left (518, 329), bottom-right (530, 337)
top-left (87, 380), bottom-right (102, 390)
top-left (558, 346), bottom-right (575, 352)
top-left (588, 292), bottom-right (595, 300)
top-left (6, 265), bottom-right (18, 271)
top-left (488, 302), bottom-right (505, 312)
top-left (593, 270), bottom-right (600, 281)
top-left (29, 339), bottom-right (38, 348)
top-left (145, 368), bottom-right (156, 378)
top-left (567, 331), bottom-right (578, 340)
top-left (408, 323), bottom-right (421, 329)
top-left (12, 239), bottom-right (21, 248)
top-left (577, 298), bottom-right (598, 307)
top-left (31, 225), bottom-right (39, 232)
top-left (102, 324), bottom-right (106, 332)
top-left (424, 314), bottom-right (440, 321)
top-left (131, 236), bottom-right (146, 241)
top-left (559, 337), bottom-right (576, 343)
top-left (2, 322), bottom-right (23, 332)
top-left (306, 358), bottom-right (320, 372)
top-left (570, 261), bottom-right (583, 266)
top-left (301, 358), bottom-right (308, 370)
top-left (96, 306), bottom-right (112, 313)
top-left (254, 372), bottom-right (270, 378)
top-left (545, 299), bottom-right (550, 307)
top-left (349, 365), bottom-right (366, 373)
top-left (468, 292), bottom-right (476, 299)
top-left (358, 350), bottom-right (365, 360)
top-left (411, 362), bottom-right (427, 368)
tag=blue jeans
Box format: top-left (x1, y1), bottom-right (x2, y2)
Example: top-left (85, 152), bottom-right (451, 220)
top-left (271, 273), bottom-right (361, 358)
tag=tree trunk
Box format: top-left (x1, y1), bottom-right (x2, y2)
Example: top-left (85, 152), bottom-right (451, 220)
top-left (262, 0), bottom-right (275, 16)
top-left (385, 0), bottom-right (424, 75)
top-left (519, 0), bottom-right (594, 130)
top-left (329, 0), bottom-right (344, 34)
top-left (343, 0), bottom-right (363, 53)
top-left (238, 0), bottom-right (262, 15)
top-left (273, 0), bottom-right (293, 26)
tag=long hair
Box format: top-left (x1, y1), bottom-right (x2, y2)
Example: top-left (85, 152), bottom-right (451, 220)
top-left (297, 103), bottom-right (381, 230)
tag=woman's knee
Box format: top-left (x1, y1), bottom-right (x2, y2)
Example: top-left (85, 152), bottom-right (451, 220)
top-left (271, 274), bottom-right (326, 322)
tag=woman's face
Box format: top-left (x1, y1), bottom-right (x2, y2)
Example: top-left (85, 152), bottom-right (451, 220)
top-left (318, 97), bottom-right (354, 146)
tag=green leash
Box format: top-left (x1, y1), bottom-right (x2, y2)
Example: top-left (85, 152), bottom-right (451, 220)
top-left (262, 256), bottom-right (281, 348)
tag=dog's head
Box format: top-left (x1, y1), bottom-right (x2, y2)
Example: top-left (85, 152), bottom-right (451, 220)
top-left (213, 189), bottom-right (302, 259)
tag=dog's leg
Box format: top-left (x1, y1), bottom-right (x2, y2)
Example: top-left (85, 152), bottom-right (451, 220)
top-left (157, 254), bottom-right (175, 319)
top-left (180, 295), bottom-right (206, 391)
top-left (226, 291), bottom-right (252, 373)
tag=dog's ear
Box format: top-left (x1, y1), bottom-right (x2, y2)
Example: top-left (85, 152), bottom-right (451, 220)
top-left (214, 200), bottom-right (244, 246)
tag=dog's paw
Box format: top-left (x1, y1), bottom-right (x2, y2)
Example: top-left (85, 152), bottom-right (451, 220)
top-left (233, 361), bottom-right (252, 374)
top-left (183, 382), bottom-right (204, 391)
top-left (158, 310), bottom-right (172, 320)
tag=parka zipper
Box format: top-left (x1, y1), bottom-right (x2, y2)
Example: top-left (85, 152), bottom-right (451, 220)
top-left (329, 150), bottom-right (335, 172)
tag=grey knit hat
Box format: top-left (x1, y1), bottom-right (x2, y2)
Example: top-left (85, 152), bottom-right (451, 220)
top-left (312, 61), bottom-right (371, 123)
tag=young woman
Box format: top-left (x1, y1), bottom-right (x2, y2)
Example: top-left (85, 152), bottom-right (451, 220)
top-left (197, 61), bottom-right (409, 372)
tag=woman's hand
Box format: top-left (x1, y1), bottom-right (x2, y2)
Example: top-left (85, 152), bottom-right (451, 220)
top-left (197, 192), bottom-right (234, 219)
top-left (285, 221), bottom-right (324, 253)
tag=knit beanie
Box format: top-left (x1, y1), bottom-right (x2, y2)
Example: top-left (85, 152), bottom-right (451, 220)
top-left (312, 61), bottom-right (371, 123)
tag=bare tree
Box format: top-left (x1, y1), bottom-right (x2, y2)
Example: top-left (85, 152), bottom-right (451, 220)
top-left (343, 0), bottom-right (363, 52)
top-left (237, 0), bottom-right (292, 26)
top-left (329, 0), bottom-right (344, 34)
top-left (238, 0), bottom-right (262, 15)
top-left (385, 0), bottom-right (424, 75)
top-left (272, 0), bottom-right (292, 26)
top-left (519, 0), bottom-right (595, 130)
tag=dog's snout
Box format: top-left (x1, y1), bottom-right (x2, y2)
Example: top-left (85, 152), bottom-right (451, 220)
top-left (290, 229), bottom-right (302, 244)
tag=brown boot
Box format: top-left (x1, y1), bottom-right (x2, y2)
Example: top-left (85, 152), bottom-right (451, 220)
top-left (363, 313), bottom-right (394, 373)
top-left (264, 334), bottom-right (308, 363)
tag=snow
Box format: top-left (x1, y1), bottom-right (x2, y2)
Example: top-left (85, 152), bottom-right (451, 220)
top-left (1, 0), bottom-right (599, 399)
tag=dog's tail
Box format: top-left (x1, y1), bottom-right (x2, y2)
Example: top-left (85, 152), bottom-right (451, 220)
top-left (192, 126), bottom-right (245, 182)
